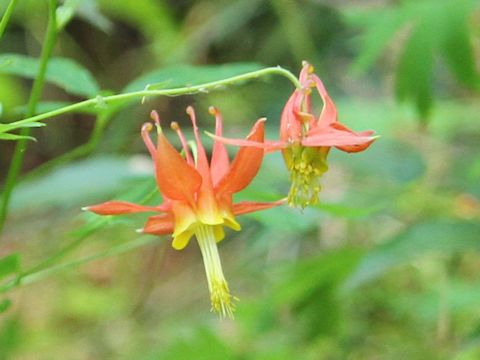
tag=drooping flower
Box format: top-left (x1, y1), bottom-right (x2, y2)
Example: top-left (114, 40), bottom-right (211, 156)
top-left (83, 107), bottom-right (284, 319)
top-left (211, 62), bottom-right (378, 208)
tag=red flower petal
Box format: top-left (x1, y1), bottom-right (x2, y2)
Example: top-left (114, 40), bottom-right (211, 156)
top-left (209, 107), bottom-right (230, 187)
top-left (142, 214), bottom-right (174, 235)
top-left (233, 199), bottom-right (286, 216)
top-left (216, 118), bottom-right (266, 195)
top-left (84, 201), bottom-right (162, 215)
top-left (280, 91), bottom-right (303, 143)
top-left (311, 74), bottom-right (337, 127)
top-left (155, 129), bottom-right (202, 203)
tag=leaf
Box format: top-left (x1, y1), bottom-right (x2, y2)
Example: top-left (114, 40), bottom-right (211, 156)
top-left (123, 62), bottom-right (264, 92)
top-left (395, 23), bottom-right (434, 119)
top-left (0, 121), bottom-right (45, 133)
top-left (345, 0), bottom-right (480, 119)
top-left (57, 0), bottom-right (113, 33)
top-left (343, 221), bottom-right (480, 292)
top-left (348, 8), bottom-right (406, 74)
top-left (0, 54), bottom-right (100, 97)
top-left (0, 299), bottom-right (11, 313)
top-left (438, 1), bottom-right (479, 89)
top-left (9, 155), bottom-right (150, 211)
top-left (0, 133), bottom-right (36, 141)
top-left (0, 254), bottom-right (19, 280)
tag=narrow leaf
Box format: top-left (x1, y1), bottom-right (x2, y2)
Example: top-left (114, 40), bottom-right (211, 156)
top-left (0, 54), bottom-right (100, 97)
top-left (0, 254), bottom-right (19, 279)
top-left (0, 133), bottom-right (37, 141)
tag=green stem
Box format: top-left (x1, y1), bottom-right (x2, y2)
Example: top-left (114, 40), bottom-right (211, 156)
top-left (0, 0), bottom-right (58, 232)
top-left (10, 66), bottom-right (301, 128)
top-left (0, 0), bottom-right (19, 40)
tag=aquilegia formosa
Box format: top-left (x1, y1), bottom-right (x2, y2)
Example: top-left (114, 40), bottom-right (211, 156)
top-left (84, 107), bottom-right (283, 318)
top-left (211, 61), bottom-right (378, 208)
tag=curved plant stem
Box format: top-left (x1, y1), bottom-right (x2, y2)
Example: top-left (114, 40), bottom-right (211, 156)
top-left (10, 66), bottom-right (301, 128)
top-left (0, 0), bottom-right (58, 233)
top-left (0, 0), bottom-right (19, 41)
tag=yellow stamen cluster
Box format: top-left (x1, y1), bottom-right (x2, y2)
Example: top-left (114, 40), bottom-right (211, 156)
top-left (195, 224), bottom-right (237, 319)
top-left (285, 145), bottom-right (329, 208)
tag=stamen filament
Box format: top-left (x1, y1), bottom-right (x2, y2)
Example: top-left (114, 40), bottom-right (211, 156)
top-left (195, 224), bottom-right (236, 319)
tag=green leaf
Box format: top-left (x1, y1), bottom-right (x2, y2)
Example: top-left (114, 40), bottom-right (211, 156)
top-left (438, 1), bottom-right (479, 89)
top-left (0, 133), bottom-right (36, 141)
top-left (0, 121), bottom-right (45, 133)
top-left (349, 9), bottom-right (406, 74)
top-left (10, 156), bottom-right (149, 210)
top-left (0, 54), bottom-right (100, 97)
top-left (343, 221), bottom-right (480, 292)
top-left (57, 0), bottom-right (112, 33)
top-left (0, 299), bottom-right (12, 313)
top-left (0, 254), bottom-right (19, 280)
top-left (395, 23), bottom-right (434, 119)
top-left (124, 62), bottom-right (264, 92)
top-left (346, 0), bottom-right (480, 119)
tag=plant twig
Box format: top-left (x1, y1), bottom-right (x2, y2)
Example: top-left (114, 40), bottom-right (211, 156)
top-left (0, 0), bottom-right (58, 232)
top-left (0, 0), bottom-right (19, 40)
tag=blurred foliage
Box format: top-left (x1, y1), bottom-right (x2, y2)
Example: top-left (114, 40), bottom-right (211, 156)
top-left (1, 0), bottom-right (480, 359)
top-left (346, 0), bottom-right (480, 120)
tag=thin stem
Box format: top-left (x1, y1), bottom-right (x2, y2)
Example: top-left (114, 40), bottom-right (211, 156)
top-left (0, 0), bottom-right (58, 232)
top-left (11, 66), bottom-right (301, 128)
top-left (0, 0), bottom-right (19, 40)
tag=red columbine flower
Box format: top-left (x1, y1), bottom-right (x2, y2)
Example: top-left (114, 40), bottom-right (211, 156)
top-left (83, 107), bottom-right (283, 318)
top-left (211, 62), bottom-right (378, 208)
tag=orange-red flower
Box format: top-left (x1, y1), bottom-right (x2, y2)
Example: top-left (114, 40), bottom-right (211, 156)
top-left (211, 62), bottom-right (378, 208)
top-left (84, 107), bottom-right (283, 318)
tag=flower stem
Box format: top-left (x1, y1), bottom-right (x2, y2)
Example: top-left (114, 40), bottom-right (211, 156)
top-left (10, 66), bottom-right (301, 129)
top-left (0, 0), bottom-right (19, 41)
top-left (195, 224), bottom-right (236, 319)
top-left (0, 0), bottom-right (58, 233)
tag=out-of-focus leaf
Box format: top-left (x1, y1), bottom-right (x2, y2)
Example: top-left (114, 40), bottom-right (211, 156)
top-left (343, 221), bottom-right (480, 291)
top-left (56, 0), bottom-right (79, 30)
top-left (98, 0), bottom-right (179, 63)
top-left (0, 133), bottom-right (36, 141)
top-left (336, 138), bottom-right (426, 184)
top-left (395, 23), bottom-right (434, 119)
top-left (344, 0), bottom-right (480, 118)
top-left (439, 1), bottom-right (478, 89)
top-left (274, 249), bottom-right (363, 306)
top-left (10, 155), bottom-right (150, 211)
top-left (314, 202), bottom-right (382, 218)
top-left (160, 328), bottom-right (234, 360)
top-left (124, 63), bottom-right (264, 92)
top-left (269, 249), bottom-right (362, 340)
top-left (0, 318), bottom-right (20, 358)
top-left (57, 0), bottom-right (112, 33)
top-left (0, 254), bottom-right (19, 280)
top-left (0, 299), bottom-right (12, 313)
top-left (349, 8), bottom-right (406, 73)
top-left (0, 54), bottom-right (100, 97)
top-left (0, 121), bottom-right (44, 132)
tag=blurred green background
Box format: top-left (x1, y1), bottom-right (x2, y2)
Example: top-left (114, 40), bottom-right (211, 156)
top-left (1, 0), bottom-right (480, 359)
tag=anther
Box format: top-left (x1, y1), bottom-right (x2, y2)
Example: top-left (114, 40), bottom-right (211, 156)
top-left (208, 106), bottom-right (218, 115)
top-left (142, 122), bottom-right (153, 132)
